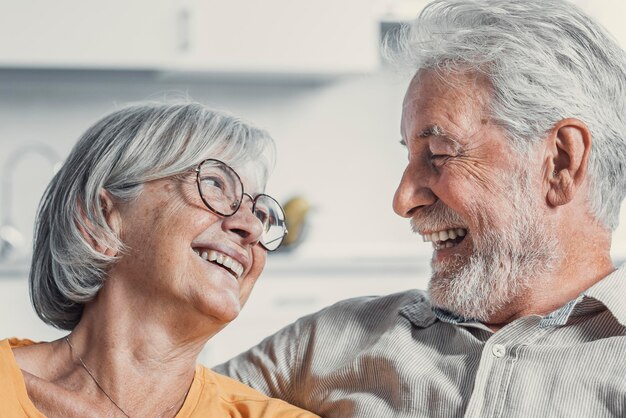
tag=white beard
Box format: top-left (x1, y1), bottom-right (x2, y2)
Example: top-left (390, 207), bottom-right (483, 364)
top-left (416, 168), bottom-right (560, 322)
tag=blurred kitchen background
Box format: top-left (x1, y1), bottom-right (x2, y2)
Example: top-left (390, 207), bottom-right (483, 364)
top-left (0, 0), bottom-right (625, 366)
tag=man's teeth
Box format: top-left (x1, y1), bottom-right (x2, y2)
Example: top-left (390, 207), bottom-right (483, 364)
top-left (193, 249), bottom-right (244, 278)
top-left (421, 228), bottom-right (467, 249)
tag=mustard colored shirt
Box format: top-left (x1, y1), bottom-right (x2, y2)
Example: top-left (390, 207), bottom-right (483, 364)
top-left (0, 339), bottom-right (319, 418)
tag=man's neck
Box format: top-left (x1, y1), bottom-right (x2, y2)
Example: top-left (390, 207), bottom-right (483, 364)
top-left (484, 253), bottom-right (615, 332)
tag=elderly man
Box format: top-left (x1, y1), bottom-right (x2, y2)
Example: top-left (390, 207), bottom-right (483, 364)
top-left (215, 0), bottom-right (626, 416)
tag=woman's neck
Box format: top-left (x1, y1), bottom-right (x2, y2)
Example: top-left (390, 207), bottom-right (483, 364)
top-left (16, 277), bottom-right (224, 417)
top-left (63, 281), bottom-right (215, 415)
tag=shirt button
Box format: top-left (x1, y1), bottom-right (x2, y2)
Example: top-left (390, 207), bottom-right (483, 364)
top-left (492, 344), bottom-right (506, 358)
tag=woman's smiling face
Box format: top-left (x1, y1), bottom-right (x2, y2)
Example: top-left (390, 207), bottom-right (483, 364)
top-left (108, 161), bottom-right (267, 331)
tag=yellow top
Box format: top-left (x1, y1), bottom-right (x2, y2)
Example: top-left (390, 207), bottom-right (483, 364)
top-left (0, 339), bottom-right (318, 418)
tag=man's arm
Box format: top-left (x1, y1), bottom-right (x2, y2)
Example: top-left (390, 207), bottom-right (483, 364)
top-left (214, 291), bottom-right (425, 415)
top-left (214, 315), bottom-right (312, 407)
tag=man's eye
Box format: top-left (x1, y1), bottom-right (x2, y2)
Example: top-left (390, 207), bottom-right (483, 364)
top-left (430, 153), bottom-right (450, 166)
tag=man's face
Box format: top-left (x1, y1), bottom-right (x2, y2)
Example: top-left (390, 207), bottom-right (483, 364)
top-left (393, 70), bottom-right (559, 321)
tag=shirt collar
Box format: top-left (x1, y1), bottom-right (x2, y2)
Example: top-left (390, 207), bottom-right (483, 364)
top-left (538, 264), bottom-right (626, 328)
top-left (398, 292), bottom-right (487, 330)
top-left (577, 262), bottom-right (626, 327)
top-left (399, 294), bottom-right (437, 328)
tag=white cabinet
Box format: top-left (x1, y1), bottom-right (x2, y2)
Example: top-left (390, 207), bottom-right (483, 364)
top-left (0, 0), bottom-right (380, 75)
top-left (173, 0), bottom-right (380, 76)
top-left (0, 0), bottom-right (177, 69)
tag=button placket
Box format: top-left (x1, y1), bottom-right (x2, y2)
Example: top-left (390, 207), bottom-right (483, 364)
top-left (464, 316), bottom-right (545, 417)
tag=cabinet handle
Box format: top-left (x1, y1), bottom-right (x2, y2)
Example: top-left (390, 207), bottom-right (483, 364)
top-left (177, 7), bottom-right (192, 53)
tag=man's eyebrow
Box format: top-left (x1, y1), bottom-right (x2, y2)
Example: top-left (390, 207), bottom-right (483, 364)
top-left (400, 124), bottom-right (462, 148)
top-left (400, 125), bottom-right (445, 146)
top-left (420, 124), bottom-right (463, 149)
top-left (419, 124), bottom-right (447, 138)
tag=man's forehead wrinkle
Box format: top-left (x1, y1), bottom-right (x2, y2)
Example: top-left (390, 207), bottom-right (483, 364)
top-left (402, 91), bottom-right (423, 113)
top-left (402, 72), bottom-right (495, 153)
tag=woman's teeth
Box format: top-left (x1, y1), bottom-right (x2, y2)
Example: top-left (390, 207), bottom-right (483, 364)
top-left (421, 228), bottom-right (467, 250)
top-left (193, 249), bottom-right (244, 278)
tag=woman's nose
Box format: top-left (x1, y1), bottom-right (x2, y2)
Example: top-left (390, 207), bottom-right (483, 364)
top-left (222, 195), bottom-right (264, 246)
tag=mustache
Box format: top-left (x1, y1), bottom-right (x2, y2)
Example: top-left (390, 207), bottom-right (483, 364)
top-left (410, 201), bottom-right (466, 234)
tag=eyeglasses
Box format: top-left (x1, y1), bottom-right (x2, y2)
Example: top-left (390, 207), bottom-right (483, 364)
top-left (194, 159), bottom-right (288, 251)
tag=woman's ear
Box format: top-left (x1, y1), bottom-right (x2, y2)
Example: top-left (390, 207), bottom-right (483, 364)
top-left (77, 189), bottom-right (121, 257)
top-left (544, 118), bottom-right (591, 207)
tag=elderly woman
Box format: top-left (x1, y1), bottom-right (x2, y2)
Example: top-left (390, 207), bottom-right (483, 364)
top-left (0, 103), bottom-right (318, 417)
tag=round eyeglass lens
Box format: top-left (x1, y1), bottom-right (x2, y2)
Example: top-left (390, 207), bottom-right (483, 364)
top-left (197, 160), bottom-right (243, 216)
top-left (254, 194), bottom-right (287, 251)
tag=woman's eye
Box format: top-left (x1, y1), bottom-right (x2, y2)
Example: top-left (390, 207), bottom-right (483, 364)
top-left (201, 176), bottom-right (225, 190)
top-left (255, 210), bottom-right (270, 228)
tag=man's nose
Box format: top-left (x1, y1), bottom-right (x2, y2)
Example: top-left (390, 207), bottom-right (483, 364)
top-left (222, 195), bottom-right (264, 246)
top-left (393, 163), bottom-right (437, 218)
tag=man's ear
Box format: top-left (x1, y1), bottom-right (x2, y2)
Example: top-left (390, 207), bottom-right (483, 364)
top-left (544, 118), bottom-right (591, 207)
top-left (77, 189), bottom-right (121, 257)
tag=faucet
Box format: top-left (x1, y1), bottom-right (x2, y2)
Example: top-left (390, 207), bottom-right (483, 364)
top-left (0, 143), bottom-right (62, 262)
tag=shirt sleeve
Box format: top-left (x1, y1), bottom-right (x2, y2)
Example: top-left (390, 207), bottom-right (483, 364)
top-left (213, 315), bottom-right (312, 407)
top-left (213, 292), bottom-right (420, 414)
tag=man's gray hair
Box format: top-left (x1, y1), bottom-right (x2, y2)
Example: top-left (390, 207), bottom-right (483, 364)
top-left (388, 0), bottom-right (626, 230)
top-left (30, 102), bottom-right (276, 330)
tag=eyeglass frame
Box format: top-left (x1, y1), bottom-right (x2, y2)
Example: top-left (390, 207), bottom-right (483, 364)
top-left (194, 158), bottom-right (288, 251)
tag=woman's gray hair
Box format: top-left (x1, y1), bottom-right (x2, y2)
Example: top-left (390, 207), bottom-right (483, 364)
top-left (387, 0), bottom-right (626, 230)
top-left (31, 102), bottom-right (276, 330)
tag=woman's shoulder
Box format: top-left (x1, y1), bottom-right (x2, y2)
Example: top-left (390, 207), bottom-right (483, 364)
top-left (192, 364), bottom-right (320, 417)
top-left (6, 338), bottom-right (53, 379)
top-left (0, 337), bottom-right (38, 387)
top-left (0, 337), bottom-right (33, 368)
top-left (0, 338), bottom-right (46, 417)
top-left (4, 338), bottom-right (42, 370)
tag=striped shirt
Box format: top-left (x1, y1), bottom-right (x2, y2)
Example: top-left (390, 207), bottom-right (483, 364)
top-left (215, 264), bottom-right (626, 417)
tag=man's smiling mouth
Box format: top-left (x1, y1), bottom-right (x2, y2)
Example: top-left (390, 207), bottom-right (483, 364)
top-left (192, 248), bottom-right (244, 279)
top-left (421, 228), bottom-right (467, 250)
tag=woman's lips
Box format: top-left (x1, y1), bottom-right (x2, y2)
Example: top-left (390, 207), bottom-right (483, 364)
top-left (192, 248), bottom-right (244, 278)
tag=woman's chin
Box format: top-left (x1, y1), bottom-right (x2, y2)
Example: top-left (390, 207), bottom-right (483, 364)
top-left (197, 294), bottom-right (242, 326)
